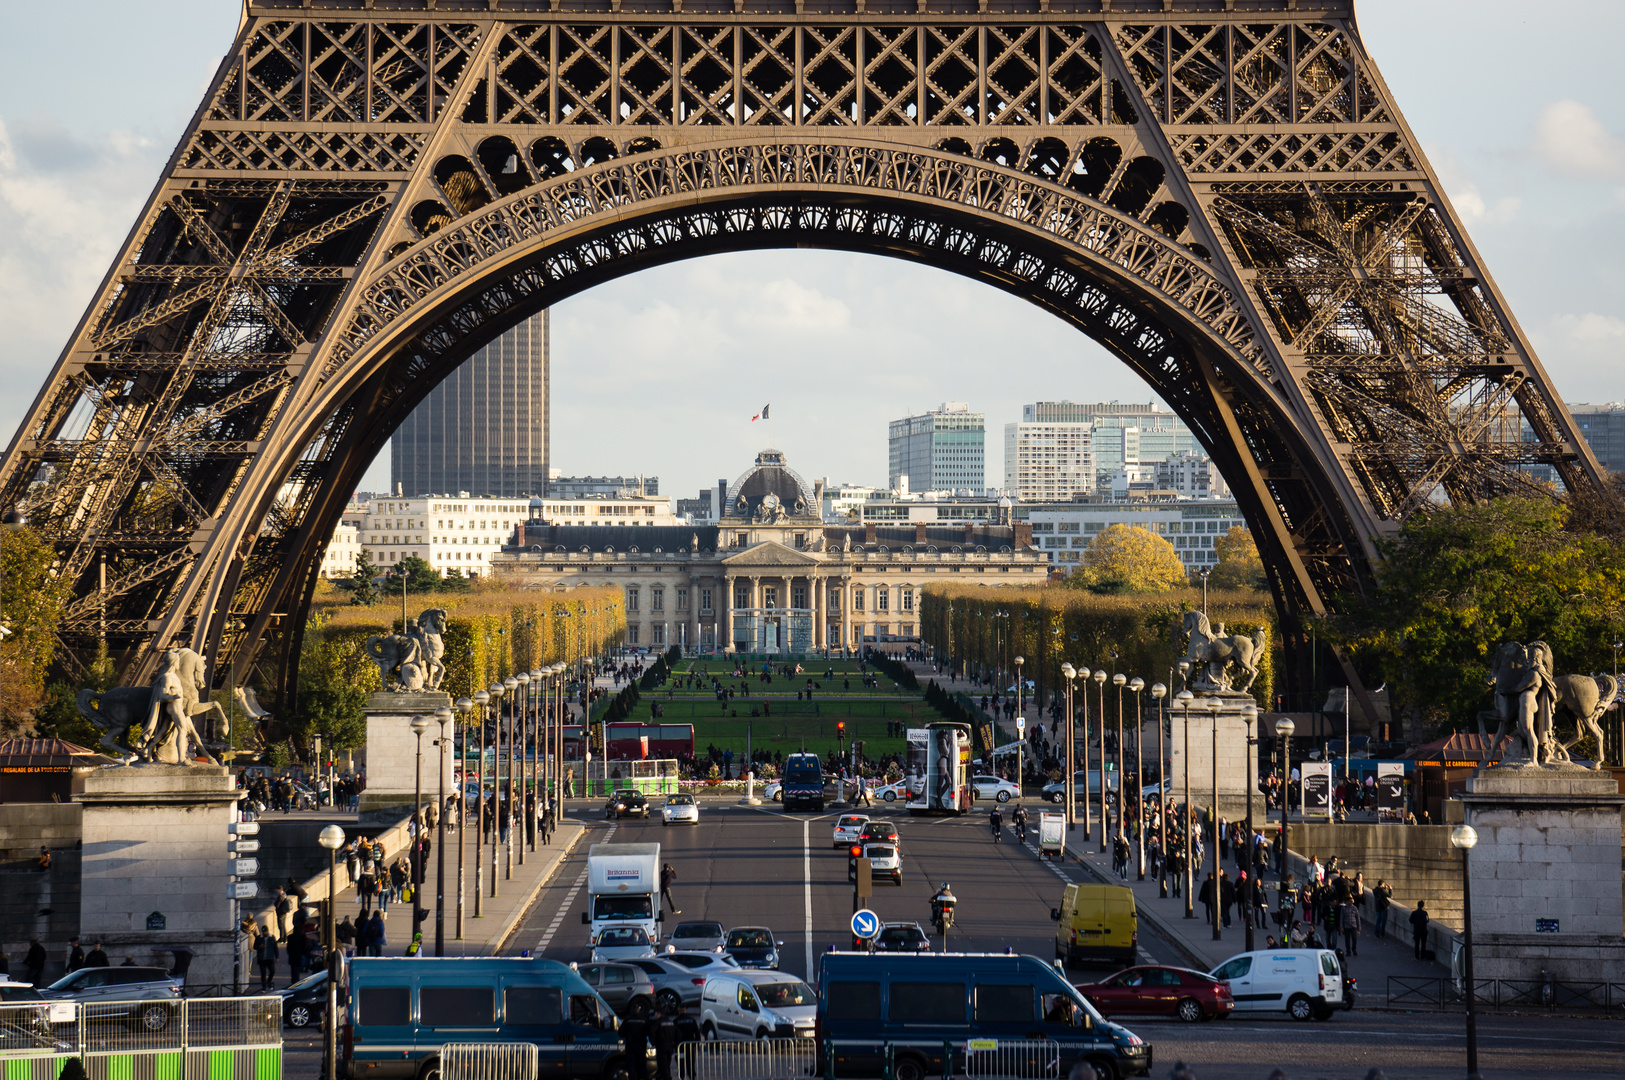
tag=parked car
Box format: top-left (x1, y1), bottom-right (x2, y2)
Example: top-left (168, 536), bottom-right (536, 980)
top-left (625, 952), bottom-right (741, 1012)
top-left (722, 927), bottom-right (782, 970)
top-left (278, 970), bottom-right (330, 1028)
top-left (39, 967), bottom-right (182, 1032)
top-left (699, 969), bottom-right (816, 1041)
top-left (1076, 966), bottom-right (1234, 1023)
top-left (763, 779), bottom-right (783, 802)
top-left (606, 790), bottom-right (649, 819)
top-left (592, 925), bottom-right (657, 962)
top-left (665, 920), bottom-right (726, 953)
top-left (661, 794), bottom-right (699, 826)
top-left (1042, 770), bottom-right (1119, 804)
top-left (970, 775), bottom-right (1021, 803)
top-left (832, 814), bottom-right (870, 849)
top-left (1209, 950), bottom-right (1342, 1021)
top-left (870, 922), bottom-right (931, 953)
top-left (574, 962), bottom-right (656, 1018)
top-left (848, 842), bottom-right (901, 886)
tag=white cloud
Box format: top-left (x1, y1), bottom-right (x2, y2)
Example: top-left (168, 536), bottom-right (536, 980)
top-left (1534, 99), bottom-right (1625, 180)
top-left (1449, 185), bottom-right (1520, 225)
top-left (1552, 311), bottom-right (1625, 343)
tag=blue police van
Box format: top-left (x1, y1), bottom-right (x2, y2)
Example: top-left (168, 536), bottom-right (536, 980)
top-left (815, 952), bottom-right (1151, 1080)
top-left (342, 957), bottom-right (627, 1080)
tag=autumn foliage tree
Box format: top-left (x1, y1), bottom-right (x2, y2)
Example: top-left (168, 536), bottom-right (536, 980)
top-left (0, 528), bottom-right (70, 735)
top-left (1068, 523), bottom-right (1190, 593)
top-left (1209, 526), bottom-right (1267, 591)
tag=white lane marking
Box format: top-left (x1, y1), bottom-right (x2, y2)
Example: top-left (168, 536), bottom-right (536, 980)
top-left (537, 821), bottom-right (615, 952)
top-left (803, 817), bottom-right (814, 979)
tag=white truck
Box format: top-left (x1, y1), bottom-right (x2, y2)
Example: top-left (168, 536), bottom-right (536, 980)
top-left (580, 841), bottom-right (662, 944)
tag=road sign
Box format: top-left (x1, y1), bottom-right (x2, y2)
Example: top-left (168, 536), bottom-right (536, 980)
top-left (850, 909), bottom-right (881, 941)
top-left (1016, 717), bottom-right (1025, 732)
top-left (229, 881), bottom-right (258, 900)
top-left (232, 858), bottom-right (260, 877)
top-left (230, 839), bottom-right (260, 854)
top-left (229, 821), bottom-right (260, 835)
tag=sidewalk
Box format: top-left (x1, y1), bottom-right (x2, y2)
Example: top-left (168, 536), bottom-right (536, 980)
top-left (303, 819), bottom-right (584, 968)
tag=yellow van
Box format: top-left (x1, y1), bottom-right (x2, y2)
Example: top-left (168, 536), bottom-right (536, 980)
top-left (1051, 883), bottom-right (1138, 967)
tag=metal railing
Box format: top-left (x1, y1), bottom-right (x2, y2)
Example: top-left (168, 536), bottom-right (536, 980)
top-left (675, 1038), bottom-right (817, 1080)
top-left (1386, 976), bottom-right (1625, 1012)
top-left (441, 1042), bottom-right (540, 1080)
top-left (0, 996), bottom-right (281, 1060)
top-left (963, 1039), bottom-right (1063, 1080)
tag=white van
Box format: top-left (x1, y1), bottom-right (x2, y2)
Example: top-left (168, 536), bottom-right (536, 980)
top-left (698, 969), bottom-right (816, 1040)
top-left (1209, 950), bottom-right (1342, 1021)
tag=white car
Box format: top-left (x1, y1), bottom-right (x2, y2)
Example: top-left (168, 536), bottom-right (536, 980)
top-left (662, 794), bottom-right (699, 826)
top-left (1210, 949), bottom-right (1343, 1021)
top-left (763, 780), bottom-right (783, 802)
top-left (874, 780), bottom-right (906, 802)
top-left (971, 775), bottom-right (1022, 803)
top-left (699, 970), bottom-right (817, 1041)
top-left (848, 841), bottom-right (902, 885)
top-left (592, 925), bottom-right (657, 962)
top-left (832, 813), bottom-right (870, 849)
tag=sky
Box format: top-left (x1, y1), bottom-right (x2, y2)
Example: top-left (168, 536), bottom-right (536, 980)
top-left (1, 1), bottom-right (1622, 504)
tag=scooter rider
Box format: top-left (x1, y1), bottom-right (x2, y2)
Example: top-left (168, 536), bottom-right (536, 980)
top-left (930, 883), bottom-right (957, 933)
top-left (1012, 804), bottom-right (1028, 835)
top-left (989, 805), bottom-right (1003, 843)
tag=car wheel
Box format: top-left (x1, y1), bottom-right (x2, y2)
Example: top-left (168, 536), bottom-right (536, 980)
top-left (418, 1058), bottom-right (442, 1080)
top-left (1082, 1057), bottom-right (1118, 1080)
top-left (773, 792), bottom-right (782, 802)
top-left (1050, 792), bottom-right (1063, 804)
top-left (656, 989), bottom-right (683, 1012)
top-left (601, 1061), bottom-right (631, 1080)
top-left (996, 790), bottom-right (1011, 803)
top-left (1312, 1002), bottom-right (1334, 1021)
top-left (894, 1056), bottom-right (928, 1080)
top-left (288, 1003), bottom-right (315, 1028)
top-left (135, 1002), bottom-right (173, 1032)
top-left (883, 791), bottom-right (896, 802)
top-left (627, 996), bottom-right (652, 1019)
top-left (1288, 993), bottom-right (1314, 1021)
top-left (1176, 998), bottom-right (1203, 1023)
top-left (702, 1022), bottom-right (719, 1041)
top-left (893, 874), bottom-right (902, 885)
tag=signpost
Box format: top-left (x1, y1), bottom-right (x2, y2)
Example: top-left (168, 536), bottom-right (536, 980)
top-left (230, 881), bottom-right (258, 900)
top-left (228, 818), bottom-right (259, 992)
top-left (232, 858), bottom-right (260, 877)
top-left (229, 838), bottom-right (260, 854)
top-left (850, 908), bottom-right (881, 946)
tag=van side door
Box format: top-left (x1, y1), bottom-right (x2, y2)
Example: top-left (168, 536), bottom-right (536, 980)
top-left (351, 981), bottom-right (414, 1074)
top-left (821, 978), bottom-right (884, 1078)
top-left (503, 984), bottom-right (570, 1080)
top-left (1211, 957), bottom-right (1255, 1010)
top-left (566, 993), bottom-right (621, 1079)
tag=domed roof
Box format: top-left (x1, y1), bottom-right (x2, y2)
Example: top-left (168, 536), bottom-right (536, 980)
top-left (724, 449), bottom-right (817, 522)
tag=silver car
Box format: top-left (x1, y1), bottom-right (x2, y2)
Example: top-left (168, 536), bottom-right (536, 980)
top-left (573, 962), bottom-right (657, 1018)
top-left (666, 920), bottom-right (726, 952)
top-left (40, 967), bottom-right (182, 1032)
top-left (625, 951), bottom-right (741, 1011)
top-left (591, 925), bottom-right (657, 962)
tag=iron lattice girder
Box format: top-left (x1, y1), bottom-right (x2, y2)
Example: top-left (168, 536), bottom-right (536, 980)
top-left (0, 1), bottom-right (1606, 697)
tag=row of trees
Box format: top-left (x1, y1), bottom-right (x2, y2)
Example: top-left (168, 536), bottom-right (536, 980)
top-left (1063, 523), bottom-right (1266, 593)
top-left (344, 553), bottom-right (476, 606)
top-left (919, 582), bottom-right (1277, 709)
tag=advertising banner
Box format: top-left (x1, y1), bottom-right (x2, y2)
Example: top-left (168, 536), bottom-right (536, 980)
top-left (905, 729), bottom-right (929, 810)
top-left (927, 725), bottom-right (961, 811)
top-left (1301, 762), bottom-right (1332, 819)
top-left (1376, 763), bottom-right (1406, 822)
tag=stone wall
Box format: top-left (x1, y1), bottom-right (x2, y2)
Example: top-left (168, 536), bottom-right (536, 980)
top-left (1285, 822), bottom-right (1463, 929)
top-left (0, 803), bottom-right (83, 981)
top-left (357, 692), bottom-right (455, 822)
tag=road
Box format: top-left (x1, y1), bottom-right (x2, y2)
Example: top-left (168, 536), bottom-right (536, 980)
top-left (283, 799), bottom-right (1621, 1079)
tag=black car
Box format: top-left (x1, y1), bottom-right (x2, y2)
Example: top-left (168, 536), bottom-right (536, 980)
top-left (606, 790), bottom-right (649, 819)
top-left (277, 971), bottom-right (330, 1028)
top-left (872, 922), bottom-right (932, 953)
top-left (722, 926), bottom-right (782, 970)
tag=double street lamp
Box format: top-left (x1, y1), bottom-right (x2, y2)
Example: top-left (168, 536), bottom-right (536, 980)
top-left (433, 704), bottom-right (452, 956)
top-left (1451, 823), bottom-right (1481, 1080)
top-left (1128, 677), bottom-right (1144, 879)
top-left (318, 824), bottom-right (345, 1080)
top-left (503, 675), bottom-right (518, 881)
top-left (1276, 716), bottom-right (1295, 880)
top-left (409, 715), bottom-right (432, 941)
top-left (455, 696), bottom-right (473, 938)
top-left (1177, 688), bottom-right (1195, 919)
top-left (1243, 702), bottom-right (1259, 953)
top-left (1092, 668), bottom-right (1107, 852)
top-left (1059, 664), bottom-right (1078, 832)
top-left (515, 671), bottom-right (531, 865)
top-left (1205, 695), bottom-right (1222, 942)
top-left (1112, 672), bottom-right (1126, 862)
top-left (472, 688), bottom-right (490, 917)
top-left (1151, 683), bottom-right (1167, 897)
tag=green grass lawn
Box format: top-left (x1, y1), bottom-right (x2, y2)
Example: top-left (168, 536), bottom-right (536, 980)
top-left (671, 699), bottom-right (947, 759)
top-left (664, 660), bottom-right (914, 698)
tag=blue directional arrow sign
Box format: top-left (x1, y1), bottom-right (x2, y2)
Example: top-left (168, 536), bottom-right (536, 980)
top-left (850, 909), bottom-right (881, 941)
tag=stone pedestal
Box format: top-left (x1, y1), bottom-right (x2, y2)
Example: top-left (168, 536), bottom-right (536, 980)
top-left (75, 764), bottom-right (242, 987)
top-left (1167, 692), bottom-right (1259, 822)
top-left (1459, 769), bottom-right (1625, 983)
top-left (358, 691), bottom-right (456, 824)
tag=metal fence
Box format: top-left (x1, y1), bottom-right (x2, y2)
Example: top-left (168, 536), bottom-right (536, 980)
top-left (441, 1042), bottom-right (540, 1080)
top-left (963, 1039), bottom-right (1063, 1080)
top-left (1386, 976), bottom-right (1625, 1012)
top-left (675, 1038), bottom-right (817, 1080)
top-left (0, 996), bottom-right (281, 1061)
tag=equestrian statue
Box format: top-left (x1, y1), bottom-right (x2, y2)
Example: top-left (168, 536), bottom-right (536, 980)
top-left (75, 646), bottom-right (230, 765)
top-left (1181, 610), bottom-right (1266, 694)
top-left (1484, 640), bottom-right (1618, 768)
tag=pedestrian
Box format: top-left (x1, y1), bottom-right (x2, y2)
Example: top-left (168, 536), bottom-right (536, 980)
top-left (24, 939), bottom-right (46, 986)
top-left (652, 1006), bottom-right (679, 1080)
top-left (275, 887), bottom-right (294, 941)
top-left (1198, 871), bottom-right (1216, 924)
top-left (1340, 896), bottom-right (1361, 956)
top-left (660, 862), bottom-right (681, 915)
top-left (1372, 879), bottom-right (1393, 940)
top-left (1218, 870), bottom-right (1235, 929)
top-left (36, 846), bottom-right (50, 871)
top-left (254, 926), bottom-right (279, 991)
top-left (336, 915), bottom-right (356, 955)
top-left (66, 938), bottom-right (85, 974)
top-left (1112, 834), bottom-right (1130, 880)
top-left (287, 920), bottom-right (307, 984)
top-left (621, 1003), bottom-right (650, 1080)
top-left (1409, 900), bottom-right (1430, 959)
top-left (365, 911), bottom-right (387, 957)
top-left (85, 942), bottom-right (109, 967)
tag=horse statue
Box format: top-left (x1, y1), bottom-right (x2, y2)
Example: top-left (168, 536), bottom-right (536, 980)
top-left (366, 625), bottom-right (427, 690)
top-left (75, 646), bottom-right (227, 765)
top-left (414, 608), bottom-right (448, 690)
top-left (1486, 641), bottom-right (1617, 768)
top-left (141, 660), bottom-right (220, 766)
top-left (1181, 611), bottom-right (1266, 693)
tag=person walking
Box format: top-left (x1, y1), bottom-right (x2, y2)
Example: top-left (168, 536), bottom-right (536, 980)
top-left (1218, 870), bottom-right (1235, 929)
top-left (23, 939), bottom-right (47, 986)
top-left (287, 921), bottom-right (307, 984)
top-left (1409, 900), bottom-right (1430, 959)
top-left (254, 926), bottom-right (279, 991)
top-left (1198, 871), bottom-right (1216, 925)
top-left (65, 938), bottom-right (85, 974)
top-left (621, 1004), bottom-right (650, 1080)
top-left (84, 942), bottom-right (109, 968)
top-left (337, 915), bottom-right (356, 955)
top-left (659, 862), bottom-right (681, 915)
top-left (364, 911), bottom-right (387, 957)
top-left (1372, 879), bottom-right (1393, 940)
top-left (1339, 896), bottom-right (1361, 956)
top-left (274, 887), bottom-right (294, 942)
top-left (652, 1006), bottom-right (679, 1080)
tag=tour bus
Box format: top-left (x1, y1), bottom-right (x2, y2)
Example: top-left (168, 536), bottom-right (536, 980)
top-left (815, 952), bottom-right (1152, 1080)
top-left (342, 957), bottom-right (624, 1079)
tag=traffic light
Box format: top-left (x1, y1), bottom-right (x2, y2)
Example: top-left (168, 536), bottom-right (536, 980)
top-left (837, 721), bottom-right (846, 737)
top-left (849, 845), bottom-right (863, 859)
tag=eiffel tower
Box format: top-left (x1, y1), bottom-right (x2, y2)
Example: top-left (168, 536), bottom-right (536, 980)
top-left (0, 0), bottom-right (1604, 706)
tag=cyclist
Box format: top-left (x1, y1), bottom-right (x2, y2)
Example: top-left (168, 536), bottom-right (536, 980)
top-left (1012, 803), bottom-right (1029, 835)
top-left (989, 805), bottom-right (1003, 843)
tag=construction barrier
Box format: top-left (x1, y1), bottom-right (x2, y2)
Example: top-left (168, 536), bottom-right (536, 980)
top-left (963, 1039), bottom-right (1063, 1080)
top-left (441, 1042), bottom-right (541, 1080)
top-left (675, 1038), bottom-right (817, 1080)
top-left (0, 996), bottom-right (281, 1080)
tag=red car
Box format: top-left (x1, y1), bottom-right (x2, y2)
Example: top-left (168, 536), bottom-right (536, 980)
top-left (1076, 965), bottom-right (1234, 1023)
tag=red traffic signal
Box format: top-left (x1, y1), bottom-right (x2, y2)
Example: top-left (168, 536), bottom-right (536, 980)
top-left (837, 721), bottom-right (846, 735)
top-left (849, 845), bottom-right (863, 859)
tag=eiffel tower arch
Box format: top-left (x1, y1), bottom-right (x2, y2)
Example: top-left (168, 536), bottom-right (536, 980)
top-left (0, 0), bottom-right (1604, 708)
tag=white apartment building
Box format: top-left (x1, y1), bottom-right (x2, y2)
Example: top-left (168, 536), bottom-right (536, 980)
top-left (1154, 451), bottom-right (1231, 499)
top-left (1004, 421), bottom-right (1094, 502)
top-left (527, 494), bottom-right (679, 528)
top-left (321, 521), bottom-right (362, 578)
top-left (1014, 499), bottom-right (1246, 572)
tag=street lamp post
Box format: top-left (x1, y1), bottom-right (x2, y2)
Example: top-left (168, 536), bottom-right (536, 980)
top-left (1178, 689), bottom-right (1195, 918)
top-left (1112, 672), bottom-right (1126, 864)
top-left (455, 696), bottom-right (472, 938)
top-left (434, 704), bottom-right (452, 956)
top-left (1276, 717), bottom-right (1295, 879)
top-left (1205, 695), bottom-right (1222, 941)
top-left (1151, 683), bottom-right (1167, 897)
top-left (1129, 678), bottom-right (1145, 880)
top-left (1451, 824), bottom-right (1481, 1080)
top-left (490, 681), bottom-right (507, 895)
top-left (530, 669), bottom-right (544, 848)
top-left (318, 824), bottom-right (345, 1080)
top-left (473, 688), bottom-right (490, 918)
top-left (503, 675), bottom-right (518, 879)
top-left (1093, 669), bottom-right (1107, 852)
top-left (1199, 565), bottom-right (1210, 614)
top-left (1060, 664), bottom-right (1077, 831)
top-left (1013, 655), bottom-right (1025, 781)
top-left (515, 671), bottom-right (530, 864)
top-left (408, 715), bottom-right (432, 940)
top-left (1243, 703), bottom-right (1259, 953)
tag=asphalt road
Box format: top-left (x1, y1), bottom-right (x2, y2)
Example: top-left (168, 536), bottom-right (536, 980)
top-left (282, 798), bottom-right (1622, 1080)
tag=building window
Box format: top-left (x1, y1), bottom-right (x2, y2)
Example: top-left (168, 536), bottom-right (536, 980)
top-left (735, 587), bottom-right (750, 609)
top-left (791, 586), bottom-right (807, 608)
top-left (854, 589), bottom-right (865, 612)
top-left (763, 586), bottom-right (778, 609)
top-left (877, 587), bottom-right (889, 612)
top-left (901, 588), bottom-right (914, 612)
top-left (626, 587), bottom-right (640, 613)
top-left (676, 588), bottom-right (689, 611)
top-left (794, 533), bottom-right (806, 548)
top-left (652, 624), bottom-right (666, 646)
top-left (700, 588), bottom-right (712, 613)
top-left (652, 589), bottom-right (664, 612)
top-left (734, 532), bottom-right (747, 547)
top-left (628, 625), bottom-right (640, 645)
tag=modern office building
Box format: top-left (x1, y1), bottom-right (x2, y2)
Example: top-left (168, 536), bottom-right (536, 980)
top-left (390, 310), bottom-right (549, 497)
top-left (1154, 451), bottom-right (1230, 499)
top-left (356, 495), bottom-right (534, 575)
top-left (1003, 421), bottom-right (1095, 502)
top-left (1022, 401), bottom-right (1199, 487)
top-left (888, 402), bottom-right (985, 494)
top-left (1014, 499), bottom-right (1246, 573)
top-left (549, 473), bottom-right (659, 498)
top-left (1567, 403), bottom-right (1625, 473)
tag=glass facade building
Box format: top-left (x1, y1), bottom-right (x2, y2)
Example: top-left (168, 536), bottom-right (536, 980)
top-left (888, 402), bottom-right (985, 494)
